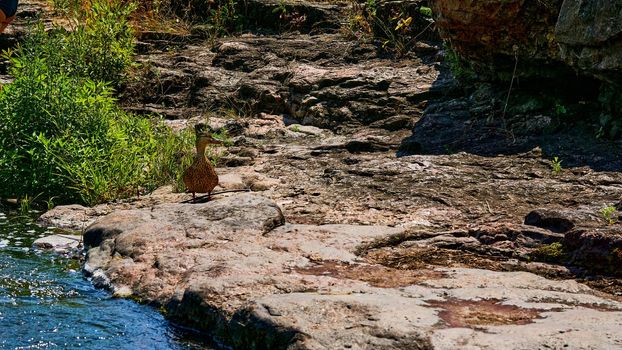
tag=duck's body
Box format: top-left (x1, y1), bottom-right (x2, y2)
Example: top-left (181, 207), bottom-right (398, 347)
top-left (183, 127), bottom-right (222, 199)
top-left (183, 153), bottom-right (219, 197)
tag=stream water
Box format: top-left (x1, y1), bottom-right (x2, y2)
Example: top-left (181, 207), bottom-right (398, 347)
top-left (0, 211), bottom-right (211, 350)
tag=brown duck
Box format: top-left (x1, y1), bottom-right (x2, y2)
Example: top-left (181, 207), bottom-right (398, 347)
top-left (183, 125), bottom-right (223, 200)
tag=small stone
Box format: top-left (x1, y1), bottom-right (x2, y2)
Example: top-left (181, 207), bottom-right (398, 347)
top-left (113, 285), bottom-right (133, 298)
top-left (288, 124), bottom-right (324, 136)
top-left (33, 234), bottom-right (81, 255)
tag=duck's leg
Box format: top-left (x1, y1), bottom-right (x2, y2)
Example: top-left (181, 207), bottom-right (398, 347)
top-left (192, 192), bottom-right (196, 200)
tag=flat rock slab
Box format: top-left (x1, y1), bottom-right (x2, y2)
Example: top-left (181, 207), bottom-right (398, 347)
top-left (33, 234), bottom-right (82, 255)
top-left (81, 193), bottom-right (622, 349)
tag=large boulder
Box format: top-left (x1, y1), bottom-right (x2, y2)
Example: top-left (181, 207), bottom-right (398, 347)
top-left (556, 0), bottom-right (622, 84)
top-left (430, 0), bottom-right (622, 137)
top-left (431, 0), bottom-right (622, 85)
top-left (431, 0), bottom-right (564, 80)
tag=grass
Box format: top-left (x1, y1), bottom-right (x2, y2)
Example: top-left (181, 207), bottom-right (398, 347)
top-left (48, 0), bottom-right (241, 44)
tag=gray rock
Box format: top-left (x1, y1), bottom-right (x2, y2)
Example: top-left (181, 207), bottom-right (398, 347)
top-left (81, 192), bottom-right (622, 349)
top-left (556, 0), bottom-right (622, 82)
top-left (37, 204), bottom-right (104, 232)
top-left (524, 209), bottom-right (576, 233)
top-left (33, 234), bottom-right (82, 255)
top-left (123, 32), bottom-right (439, 131)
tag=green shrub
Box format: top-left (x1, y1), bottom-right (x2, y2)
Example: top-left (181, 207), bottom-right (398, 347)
top-left (530, 242), bottom-right (564, 263)
top-left (0, 2), bottom-right (193, 206)
top-left (33, 0), bottom-right (135, 87)
top-left (550, 156), bottom-right (562, 175)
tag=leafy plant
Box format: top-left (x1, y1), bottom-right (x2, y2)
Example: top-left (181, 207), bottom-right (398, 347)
top-left (596, 85), bottom-right (622, 139)
top-left (419, 6), bottom-right (432, 17)
top-left (374, 11), bottom-right (415, 57)
top-left (550, 156), bottom-right (562, 175)
top-left (600, 206), bottom-right (618, 225)
top-left (445, 47), bottom-right (476, 81)
top-left (0, 1), bottom-right (194, 206)
top-left (271, 0), bottom-right (306, 31)
top-left (554, 102), bottom-right (568, 117)
top-left (195, 0), bottom-right (240, 47)
top-left (343, 1), bottom-right (433, 57)
top-left (41, 0), bottom-right (136, 87)
top-left (211, 127), bottom-right (233, 146)
top-left (530, 242), bottom-right (564, 263)
top-left (48, 0), bottom-right (81, 15)
top-left (19, 195), bottom-right (35, 215)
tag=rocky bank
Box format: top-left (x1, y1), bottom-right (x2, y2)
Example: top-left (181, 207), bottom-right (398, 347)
top-left (432, 0), bottom-right (622, 138)
top-left (24, 0), bottom-right (622, 348)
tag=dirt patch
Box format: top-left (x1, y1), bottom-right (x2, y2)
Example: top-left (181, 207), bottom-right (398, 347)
top-left (294, 260), bottom-right (445, 288)
top-left (365, 247), bottom-right (510, 271)
top-left (527, 297), bottom-right (622, 312)
top-left (427, 299), bottom-right (544, 328)
top-left (365, 245), bottom-right (622, 296)
top-left (580, 278), bottom-right (622, 299)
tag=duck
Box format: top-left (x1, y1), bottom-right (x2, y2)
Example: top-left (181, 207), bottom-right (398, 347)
top-left (183, 124), bottom-right (223, 200)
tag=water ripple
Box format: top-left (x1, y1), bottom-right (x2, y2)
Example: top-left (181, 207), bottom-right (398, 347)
top-left (0, 212), bottom-right (212, 350)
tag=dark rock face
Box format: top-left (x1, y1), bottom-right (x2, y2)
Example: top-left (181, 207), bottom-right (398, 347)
top-left (524, 209), bottom-right (576, 233)
top-left (556, 0), bottom-right (622, 84)
top-left (430, 0), bottom-right (622, 112)
top-left (430, 0), bottom-right (622, 138)
top-left (565, 228), bottom-right (622, 275)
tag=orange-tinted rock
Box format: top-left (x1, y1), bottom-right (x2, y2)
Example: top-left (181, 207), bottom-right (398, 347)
top-left (432, 0), bottom-right (563, 78)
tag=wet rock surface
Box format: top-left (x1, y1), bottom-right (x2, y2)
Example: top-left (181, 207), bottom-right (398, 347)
top-left (32, 234), bottom-right (82, 256)
top-left (23, 0), bottom-right (622, 348)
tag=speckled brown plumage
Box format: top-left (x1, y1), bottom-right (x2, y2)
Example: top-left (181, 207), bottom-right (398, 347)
top-left (183, 132), bottom-right (222, 199)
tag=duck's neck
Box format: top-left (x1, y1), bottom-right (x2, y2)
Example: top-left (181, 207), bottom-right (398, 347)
top-left (196, 142), bottom-right (208, 157)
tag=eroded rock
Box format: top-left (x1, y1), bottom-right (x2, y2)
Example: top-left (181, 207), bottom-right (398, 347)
top-left (78, 192), bottom-right (622, 349)
top-left (524, 209), bottom-right (576, 233)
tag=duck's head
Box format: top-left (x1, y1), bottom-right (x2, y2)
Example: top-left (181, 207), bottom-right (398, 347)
top-left (197, 133), bottom-right (224, 145)
top-left (194, 123), bottom-right (223, 151)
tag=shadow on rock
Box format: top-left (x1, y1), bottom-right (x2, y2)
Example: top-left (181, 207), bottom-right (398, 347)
top-left (398, 69), bottom-right (622, 172)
